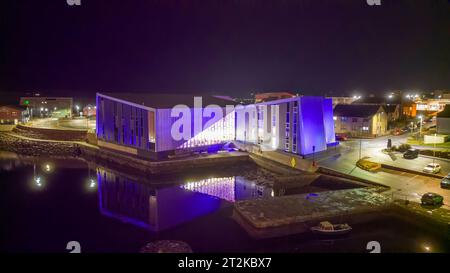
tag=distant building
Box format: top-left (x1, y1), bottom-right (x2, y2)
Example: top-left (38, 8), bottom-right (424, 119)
top-left (384, 104), bottom-right (401, 122)
top-left (19, 96), bottom-right (73, 118)
top-left (333, 104), bottom-right (388, 137)
top-left (96, 93), bottom-right (236, 160)
top-left (0, 105), bottom-right (29, 124)
top-left (329, 97), bottom-right (357, 108)
top-left (254, 92), bottom-right (295, 103)
top-left (402, 101), bottom-right (417, 118)
top-left (83, 104), bottom-right (96, 117)
top-left (437, 105), bottom-right (450, 134)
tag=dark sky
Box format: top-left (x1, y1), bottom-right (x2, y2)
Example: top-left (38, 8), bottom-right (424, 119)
top-left (1, 0), bottom-right (450, 98)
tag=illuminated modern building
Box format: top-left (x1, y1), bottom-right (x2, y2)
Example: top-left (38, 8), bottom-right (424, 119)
top-left (96, 92), bottom-right (236, 160)
top-left (235, 96), bottom-right (336, 156)
top-left (96, 93), bottom-right (336, 159)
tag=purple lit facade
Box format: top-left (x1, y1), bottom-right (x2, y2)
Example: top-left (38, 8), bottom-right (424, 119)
top-left (96, 93), bottom-right (235, 159)
top-left (96, 93), bottom-right (335, 159)
top-left (235, 96), bottom-right (336, 156)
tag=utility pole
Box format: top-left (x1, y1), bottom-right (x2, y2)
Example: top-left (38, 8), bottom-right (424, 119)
top-left (359, 127), bottom-right (362, 160)
top-left (433, 133), bottom-right (436, 165)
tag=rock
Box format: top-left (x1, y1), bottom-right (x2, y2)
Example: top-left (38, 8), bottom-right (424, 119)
top-left (140, 240), bottom-right (193, 253)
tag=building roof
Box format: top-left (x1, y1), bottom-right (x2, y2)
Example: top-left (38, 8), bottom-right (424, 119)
top-left (333, 104), bottom-right (382, 118)
top-left (437, 105), bottom-right (450, 118)
top-left (98, 93), bottom-right (236, 109)
top-left (255, 91), bottom-right (296, 102)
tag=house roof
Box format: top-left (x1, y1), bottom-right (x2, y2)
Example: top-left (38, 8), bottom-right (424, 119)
top-left (437, 105), bottom-right (450, 118)
top-left (98, 92), bottom-right (236, 109)
top-left (333, 104), bottom-right (382, 118)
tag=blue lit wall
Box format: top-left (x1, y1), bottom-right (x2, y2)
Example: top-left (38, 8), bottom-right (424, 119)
top-left (299, 97), bottom-right (327, 155)
top-left (96, 94), bottom-right (151, 151)
top-left (322, 98), bottom-right (336, 144)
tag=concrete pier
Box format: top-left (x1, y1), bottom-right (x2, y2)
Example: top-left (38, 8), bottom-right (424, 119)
top-left (233, 187), bottom-right (389, 239)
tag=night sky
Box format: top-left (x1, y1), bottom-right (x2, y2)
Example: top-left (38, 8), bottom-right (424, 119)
top-left (1, 0), bottom-right (450, 98)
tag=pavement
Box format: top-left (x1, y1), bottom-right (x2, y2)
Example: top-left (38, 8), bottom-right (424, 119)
top-left (317, 134), bottom-right (450, 207)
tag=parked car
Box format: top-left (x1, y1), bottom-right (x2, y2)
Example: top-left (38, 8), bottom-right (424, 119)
top-left (403, 149), bottom-right (419, 159)
top-left (335, 134), bottom-right (348, 141)
top-left (423, 163), bottom-right (441, 174)
top-left (392, 128), bottom-right (405, 136)
top-left (421, 192), bottom-right (444, 206)
top-left (440, 175), bottom-right (450, 189)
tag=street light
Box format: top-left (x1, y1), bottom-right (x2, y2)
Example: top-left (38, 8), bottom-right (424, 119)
top-left (433, 133), bottom-right (437, 165)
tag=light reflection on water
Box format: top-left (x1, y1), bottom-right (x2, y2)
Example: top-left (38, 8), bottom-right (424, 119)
top-left (96, 166), bottom-right (272, 231)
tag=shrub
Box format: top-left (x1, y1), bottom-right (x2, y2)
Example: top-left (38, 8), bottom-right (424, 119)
top-left (397, 144), bottom-right (412, 153)
top-left (356, 159), bottom-right (381, 172)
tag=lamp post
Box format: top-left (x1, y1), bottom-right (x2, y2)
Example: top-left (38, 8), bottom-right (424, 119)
top-left (312, 145), bottom-right (316, 167)
top-left (419, 115), bottom-right (423, 136)
top-left (433, 133), bottom-right (436, 165)
top-left (75, 105), bottom-right (80, 117)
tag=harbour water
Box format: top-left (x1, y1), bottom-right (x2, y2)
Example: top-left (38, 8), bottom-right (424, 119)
top-left (0, 152), bottom-right (448, 253)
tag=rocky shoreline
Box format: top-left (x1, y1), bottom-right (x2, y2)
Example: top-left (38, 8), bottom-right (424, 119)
top-left (0, 133), bottom-right (82, 157)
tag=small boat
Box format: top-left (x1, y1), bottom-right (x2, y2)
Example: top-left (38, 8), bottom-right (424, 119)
top-left (310, 221), bottom-right (352, 235)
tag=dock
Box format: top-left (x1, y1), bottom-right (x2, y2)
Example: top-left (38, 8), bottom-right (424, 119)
top-left (233, 187), bottom-right (390, 239)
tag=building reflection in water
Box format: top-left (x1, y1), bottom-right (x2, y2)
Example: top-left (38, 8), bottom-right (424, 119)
top-left (96, 167), bottom-right (271, 232)
top-left (181, 177), bottom-right (270, 202)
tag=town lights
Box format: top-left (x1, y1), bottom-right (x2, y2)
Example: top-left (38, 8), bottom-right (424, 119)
top-left (43, 163), bottom-right (52, 172)
top-left (89, 179), bottom-right (96, 188)
top-left (34, 176), bottom-right (42, 187)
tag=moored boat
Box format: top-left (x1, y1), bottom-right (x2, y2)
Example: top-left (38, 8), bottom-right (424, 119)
top-left (310, 221), bottom-right (352, 235)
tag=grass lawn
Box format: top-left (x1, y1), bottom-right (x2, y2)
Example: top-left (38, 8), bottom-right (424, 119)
top-left (406, 138), bottom-right (450, 149)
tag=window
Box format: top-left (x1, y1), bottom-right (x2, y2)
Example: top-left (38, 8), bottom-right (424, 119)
top-left (362, 126), bottom-right (369, 131)
top-left (352, 118), bottom-right (358, 123)
top-left (341, 117), bottom-right (348, 122)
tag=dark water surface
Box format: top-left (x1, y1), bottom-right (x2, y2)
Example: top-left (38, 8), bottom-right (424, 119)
top-left (0, 153), bottom-right (449, 253)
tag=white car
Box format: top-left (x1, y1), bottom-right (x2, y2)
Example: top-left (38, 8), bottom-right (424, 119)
top-left (423, 163), bottom-right (441, 174)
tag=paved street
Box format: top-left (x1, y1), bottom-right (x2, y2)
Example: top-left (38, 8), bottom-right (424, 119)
top-left (27, 118), bottom-right (96, 130)
top-left (318, 134), bottom-right (450, 207)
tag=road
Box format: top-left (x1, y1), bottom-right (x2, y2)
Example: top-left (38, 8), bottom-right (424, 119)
top-left (27, 118), bottom-right (96, 130)
top-left (318, 134), bottom-right (450, 206)
top-left (341, 134), bottom-right (450, 176)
